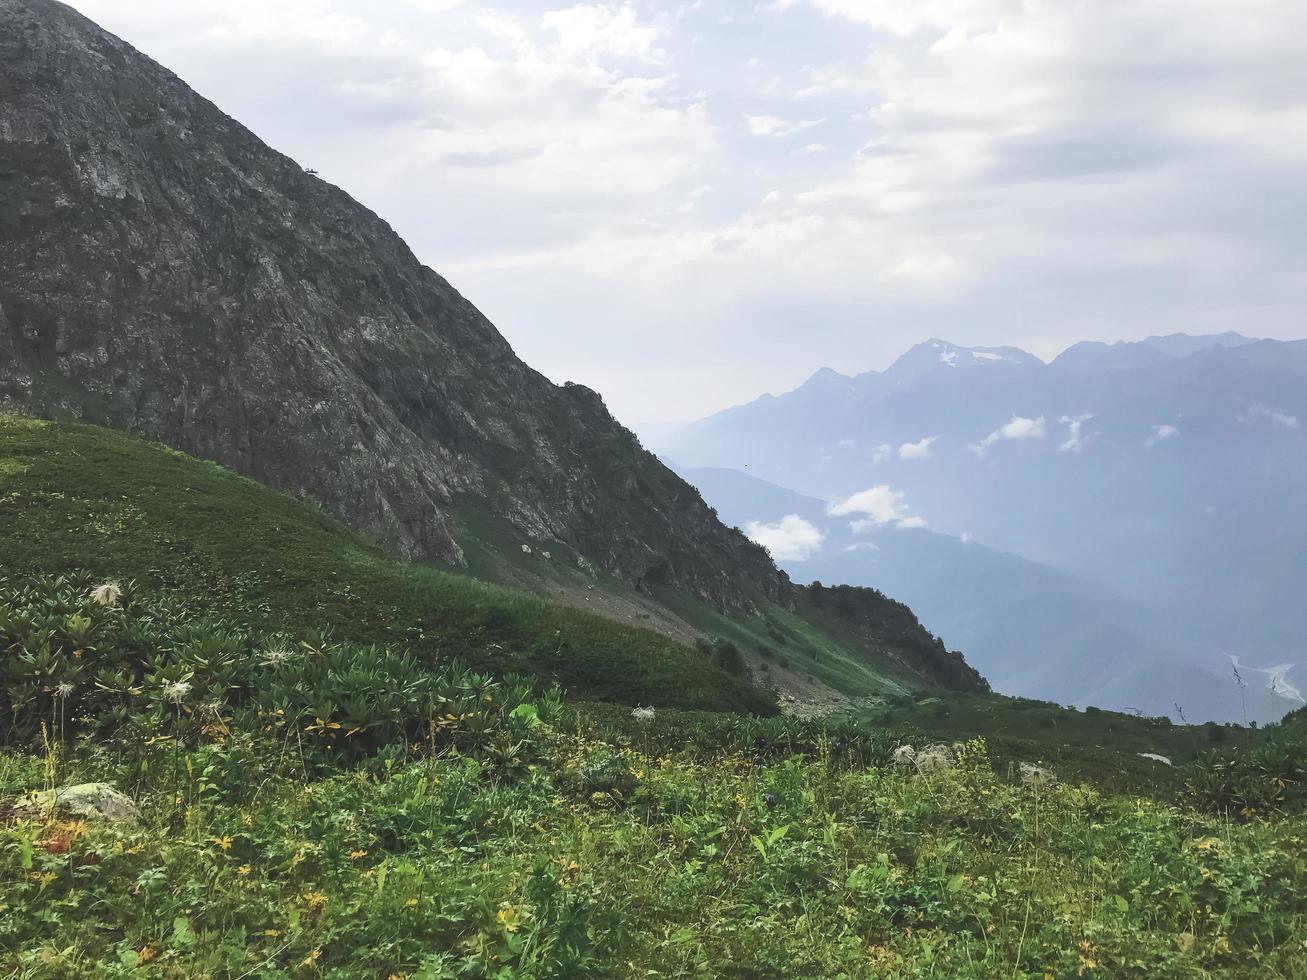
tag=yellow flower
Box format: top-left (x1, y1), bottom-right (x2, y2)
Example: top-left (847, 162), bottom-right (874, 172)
top-left (137, 946), bottom-right (157, 964)
top-left (302, 891), bottom-right (329, 912)
top-left (212, 836), bottom-right (234, 850)
top-left (301, 948), bottom-right (321, 967)
top-left (264, 929), bottom-right (282, 938)
top-left (237, 865), bottom-right (251, 876)
top-left (349, 849), bottom-right (368, 860)
top-left (496, 904), bottom-right (522, 933)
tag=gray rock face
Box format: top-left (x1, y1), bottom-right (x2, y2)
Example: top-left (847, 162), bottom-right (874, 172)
top-left (14, 782), bottom-right (139, 824)
top-left (0, 0), bottom-right (779, 610)
top-left (0, 0), bottom-right (988, 693)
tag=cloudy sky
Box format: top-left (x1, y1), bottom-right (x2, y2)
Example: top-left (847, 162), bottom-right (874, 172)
top-left (68, 0), bottom-right (1307, 429)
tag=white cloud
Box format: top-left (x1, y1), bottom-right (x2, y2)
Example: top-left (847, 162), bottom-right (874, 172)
top-left (971, 415), bottom-right (1046, 456)
top-left (1240, 404), bottom-right (1300, 429)
top-left (1058, 413), bottom-right (1094, 452)
top-left (871, 443), bottom-right (893, 464)
top-left (401, 0), bottom-right (464, 11)
top-left (828, 485), bottom-right (923, 529)
top-left (745, 114), bottom-right (826, 138)
top-left (898, 435), bottom-right (937, 460)
top-left (744, 514), bottom-right (826, 560)
top-left (1146, 423), bottom-right (1180, 447)
top-left (541, 4), bottom-right (666, 63)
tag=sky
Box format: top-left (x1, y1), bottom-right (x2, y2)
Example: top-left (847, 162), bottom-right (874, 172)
top-left (67, 0), bottom-right (1307, 429)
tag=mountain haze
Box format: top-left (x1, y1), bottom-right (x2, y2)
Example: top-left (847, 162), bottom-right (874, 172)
top-left (675, 464), bottom-right (1292, 724)
top-left (663, 333), bottom-right (1307, 721)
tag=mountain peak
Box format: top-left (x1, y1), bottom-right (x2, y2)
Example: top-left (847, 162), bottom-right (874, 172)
top-left (802, 366), bottom-right (851, 386)
top-left (1053, 332), bottom-right (1262, 372)
top-left (885, 339), bottom-right (1041, 381)
top-left (1141, 331), bottom-right (1258, 359)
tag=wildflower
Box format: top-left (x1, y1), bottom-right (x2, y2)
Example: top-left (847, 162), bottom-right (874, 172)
top-left (631, 705), bottom-right (656, 723)
top-left (301, 891), bottom-right (329, 912)
top-left (263, 929), bottom-right (282, 938)
top-left (212, 836), bottom-right (233, 850)
top-left (162, 680), bottom-right (192, 703)
top-left (260, 647), bottom-right (294, 667)
top-left (349, 849), bottom-right (368, 860)
top-left (54, 682), bottom-right (75, 699)
top-left (496, 903), bottom-right (522, 933)
top-left (137, 946), bottom-right (157, 965)
top-left (558, 858), bottom-right (580, 888)
top-left (301, 949), bottom-right (321, 967)
top-left (90, 582), bottom-right (122, 607)
top-left (237, 865), bottom-right (251, 876)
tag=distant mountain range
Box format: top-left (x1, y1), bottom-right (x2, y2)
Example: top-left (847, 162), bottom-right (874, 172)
top-left (660, 332), bottom-right (1307, 723)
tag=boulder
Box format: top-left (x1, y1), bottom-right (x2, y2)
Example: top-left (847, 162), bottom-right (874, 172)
top-left (13, 783), bottom-right (139, 825)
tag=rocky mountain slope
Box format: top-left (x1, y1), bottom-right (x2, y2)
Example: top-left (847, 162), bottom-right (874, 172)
top-left (0, 0), bottom-right (986, 695)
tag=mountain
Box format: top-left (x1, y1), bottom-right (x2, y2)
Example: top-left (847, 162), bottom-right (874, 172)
top-left (1142, 331), bottom-right (1258, 359)
top-left (674, 464), bottom-right (1290, 723)
top-left (0, 0), bottom-right (986, 698)
top-left (1052, 332), bottom-right (1259, 373)
top-left (662, 335), bottom-right (1307, 722)
top-left (1052, 340), bottom-right (1174, 373)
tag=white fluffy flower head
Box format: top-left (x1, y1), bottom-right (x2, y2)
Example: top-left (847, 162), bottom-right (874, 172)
top-left (90, 582), bottom-right (122, 607)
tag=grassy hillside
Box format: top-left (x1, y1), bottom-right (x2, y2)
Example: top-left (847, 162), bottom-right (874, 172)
top-left (856, 693), bottom-right (1262, 796)
top-left (0, 414), bottom-right (963, 709)
top-left (0, 576), bottom-right (1303, 976)
top-left (0, 414), bottom-right (773, 715)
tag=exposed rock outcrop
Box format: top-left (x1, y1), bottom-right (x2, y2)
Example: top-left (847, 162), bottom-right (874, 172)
top-left (0, 0), bottom-right (987, 694)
